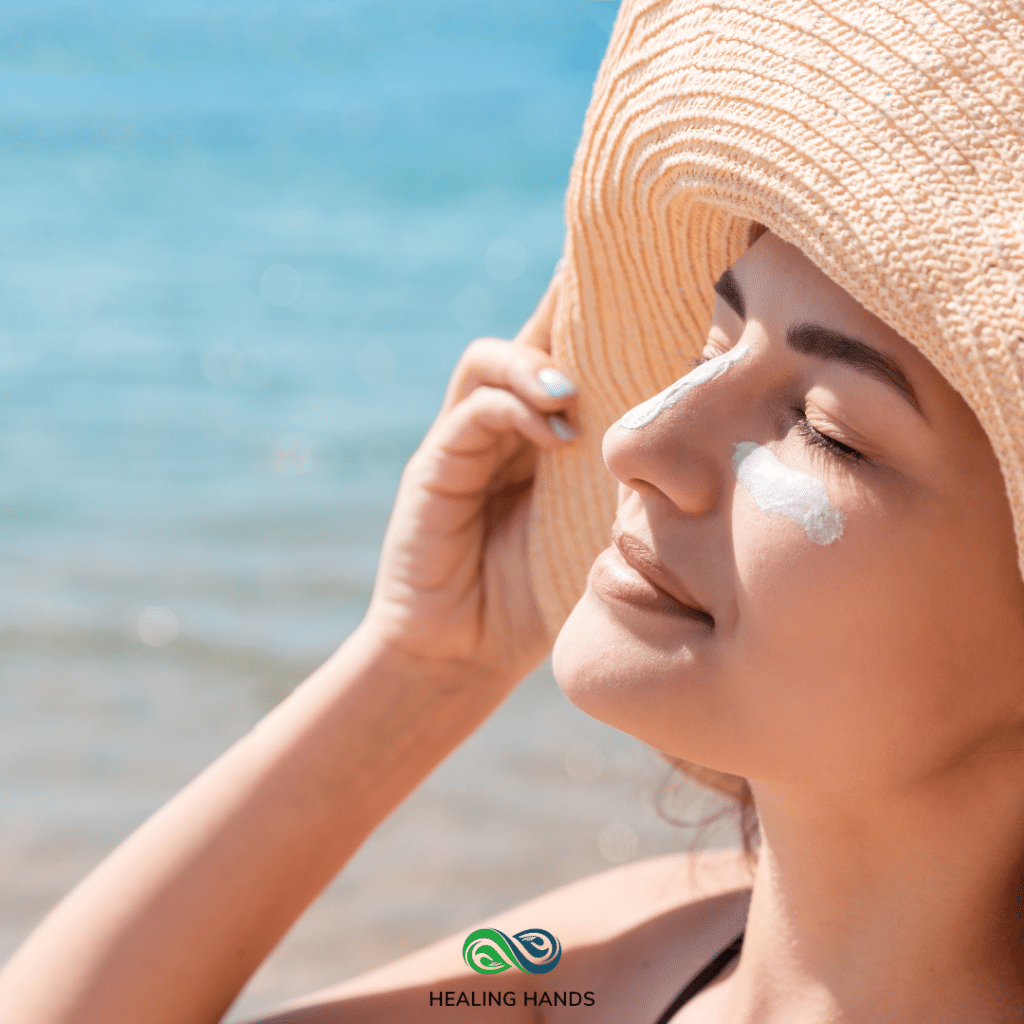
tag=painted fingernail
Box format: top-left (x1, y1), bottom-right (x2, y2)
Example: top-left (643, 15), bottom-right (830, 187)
top-left (547, 414), bottom-right (577, 441)
top-left (538, 367), bottom-right (577, 399)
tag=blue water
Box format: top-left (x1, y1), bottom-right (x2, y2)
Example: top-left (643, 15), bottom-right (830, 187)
top-left (0, 4), bottom-right (739, 1018)
top-left (0, 0), bottom-right (621, 658)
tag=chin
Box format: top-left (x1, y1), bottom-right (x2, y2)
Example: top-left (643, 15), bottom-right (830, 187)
top-left (552, 592), bottom-right (614, 697)
top-left (554, 590), bottom-right (757, 781)
top-left (551, 590), bottom-right (665, 739)
top-left (550, 595), bottom-right (591, 705)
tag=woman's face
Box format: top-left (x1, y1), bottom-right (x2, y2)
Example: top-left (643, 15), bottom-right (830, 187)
top-left (554, 232), bottom-right (1024, 794)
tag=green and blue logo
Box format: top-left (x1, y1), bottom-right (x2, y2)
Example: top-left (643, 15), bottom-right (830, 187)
top-left (462, 927), bottom-right (562, 976)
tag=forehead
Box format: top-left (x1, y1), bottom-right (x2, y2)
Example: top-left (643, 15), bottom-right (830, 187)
top-left (727, 232), bottom-right (944, 400)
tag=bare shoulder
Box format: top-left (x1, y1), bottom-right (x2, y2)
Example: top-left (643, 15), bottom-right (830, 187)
top-left (253, 849), bottom-right (752, 1024)
top-left (537, 848), bottom-right (752, 1022)
top-left (515, 845), bottom-right (752, 946)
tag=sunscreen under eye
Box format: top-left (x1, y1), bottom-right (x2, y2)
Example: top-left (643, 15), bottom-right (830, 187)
top-left (732, 441), bottom-right (845, 545)
top-left (618, 344), bottom-right (749, 430)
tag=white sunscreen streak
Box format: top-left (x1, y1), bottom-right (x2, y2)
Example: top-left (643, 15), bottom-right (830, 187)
top-left (618, 344), bottom-right (750, 430)
top-left (732, 442), bottom-right (845, 546)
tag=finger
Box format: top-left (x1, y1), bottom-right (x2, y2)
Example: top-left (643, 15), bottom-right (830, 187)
top-left (419, 386), bottom-right (576, 496)
top-left (442, 338), bottom-right (579, 421)
top-left (441, 385), bottom-right (576, 456)
top-left (512, 268), bottom-right (561, 354)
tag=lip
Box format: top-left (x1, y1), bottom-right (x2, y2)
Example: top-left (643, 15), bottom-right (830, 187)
top-left (588, 528), bottom-right (714, 626)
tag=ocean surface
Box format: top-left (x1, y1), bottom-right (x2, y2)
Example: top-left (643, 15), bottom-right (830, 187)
top-left (0, 3), bottom-right (741, 1019)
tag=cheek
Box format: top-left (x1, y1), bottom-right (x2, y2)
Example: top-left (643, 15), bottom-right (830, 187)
top-left (555, 457), bottom-right (1024, 792)
top-left (731, 474), bottom-right (926, 764)
top-left (725, 509), bottom-right (841, 743)
top-left (732, 441), bottom-right (846, 546)
top-left (727, 497), bottom-right (992, 787)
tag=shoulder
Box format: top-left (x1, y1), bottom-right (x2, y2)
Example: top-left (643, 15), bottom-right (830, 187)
top-left (258, 848), bottom-right (752, 1023)
top-left (507, 846), bottom-right (751, 946)
top-left (531, 848), bottom-right (752, 1021)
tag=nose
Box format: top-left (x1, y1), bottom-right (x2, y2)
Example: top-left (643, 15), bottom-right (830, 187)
top-left (601, 345), bottom-right (750, 516)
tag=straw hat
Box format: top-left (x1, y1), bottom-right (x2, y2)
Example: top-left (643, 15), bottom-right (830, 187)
top-left (528, 0), bottom-right (1024, 640)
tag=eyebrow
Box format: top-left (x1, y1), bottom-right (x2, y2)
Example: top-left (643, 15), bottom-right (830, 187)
top-left (713, 268), bottom-right (924, 418)
top-left (787, 323), bottom-right (924, 417)
top-left (713, 268), bottom-right (745, 320)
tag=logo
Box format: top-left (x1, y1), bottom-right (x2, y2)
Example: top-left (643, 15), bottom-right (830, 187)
top-left (462, 927), bottom-right (562, 976)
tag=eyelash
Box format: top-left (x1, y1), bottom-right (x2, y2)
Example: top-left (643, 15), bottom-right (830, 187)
top-left (794, 410), bottom-right (864, 464)
top-left (690, 357), bottom-right (864, 464)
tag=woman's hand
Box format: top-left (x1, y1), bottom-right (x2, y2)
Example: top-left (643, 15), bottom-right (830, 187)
top-left (363, 275), bottom-right (577, 686)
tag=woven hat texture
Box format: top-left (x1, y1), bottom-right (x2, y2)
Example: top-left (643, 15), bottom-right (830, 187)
top-left (528, 0), bottom-right (1024, 639)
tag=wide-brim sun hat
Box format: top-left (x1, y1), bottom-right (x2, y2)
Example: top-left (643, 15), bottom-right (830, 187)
top-left (528, 0), bottom-right (1024, 640)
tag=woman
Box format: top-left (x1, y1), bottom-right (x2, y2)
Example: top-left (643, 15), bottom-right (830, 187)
top-left (3, 0), bottom-right (1024, 1021)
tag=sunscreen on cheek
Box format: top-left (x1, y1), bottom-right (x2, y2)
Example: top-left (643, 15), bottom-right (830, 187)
top-left (732, 441), bottom-right (845, 545)
top-left (618, 344), bottom-right (750, 430)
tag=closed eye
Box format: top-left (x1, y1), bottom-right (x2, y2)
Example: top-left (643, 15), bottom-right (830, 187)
top-left (794, 409), bottom-right (863, 464)
top-left (794, 411), bottom-right (860, 464)
top-left (692, 357), bottom-right (865, 464)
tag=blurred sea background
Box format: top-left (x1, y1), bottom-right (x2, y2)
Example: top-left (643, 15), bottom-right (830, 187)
top-left (0, 2), bottom-right (739, 1019)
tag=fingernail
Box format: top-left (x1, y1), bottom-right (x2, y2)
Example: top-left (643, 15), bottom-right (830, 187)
top-left (547, 414), bottom-right (577, 441)
top-left (538, 367), bottom-right (576, 399)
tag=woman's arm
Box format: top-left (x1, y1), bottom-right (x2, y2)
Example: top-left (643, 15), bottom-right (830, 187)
top-left (0, 279), bottom-right (576, 1024)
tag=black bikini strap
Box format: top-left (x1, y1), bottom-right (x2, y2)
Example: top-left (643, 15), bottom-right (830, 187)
top-left (652, 930), bottom-right (744, 1024)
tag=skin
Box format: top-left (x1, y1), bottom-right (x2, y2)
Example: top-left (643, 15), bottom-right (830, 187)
top-left (556, 232), bottom-right (1024, 1021)
top-left (0, 234), bottom-right (1022, 1023)
top-left (559, 232), bottom-right (1024, 794)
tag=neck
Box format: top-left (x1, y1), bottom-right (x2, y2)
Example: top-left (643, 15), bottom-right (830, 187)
top-left (724, 759), bottom-right (1024, 1023)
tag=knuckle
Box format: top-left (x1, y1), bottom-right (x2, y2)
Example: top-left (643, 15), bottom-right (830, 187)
top-left (510, 346), bottom-right (545, 376)
top-left (451, 338), bottom-right (512, 385)
top-left (467, 388), bottom-right (529, 426)
top-left (463, 337), bottom-right (491, 358)
top-left (463, 336), bottom-right (507, 361)
top-left (452, 340), bottom-right (484, 376)
top-left (468, 384), bottom-right (514, 409)
top-left (449, 340), bottom-right (523, 400)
